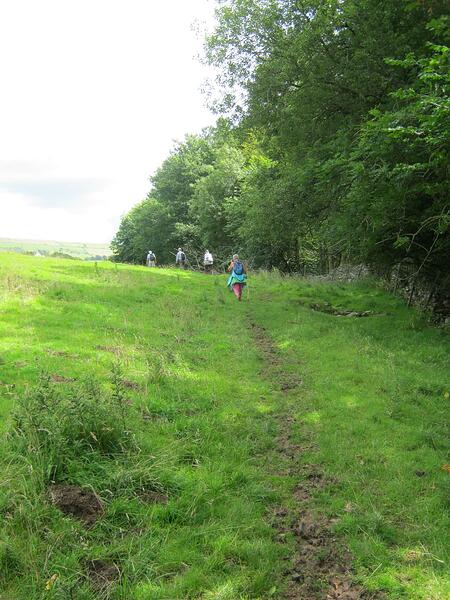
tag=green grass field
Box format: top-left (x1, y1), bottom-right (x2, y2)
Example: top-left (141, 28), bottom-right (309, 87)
top-left (0, 254), bottom-right (448, 599)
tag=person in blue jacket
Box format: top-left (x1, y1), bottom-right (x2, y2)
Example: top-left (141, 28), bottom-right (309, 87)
top-left (227, 254), bottom-right (247, 301)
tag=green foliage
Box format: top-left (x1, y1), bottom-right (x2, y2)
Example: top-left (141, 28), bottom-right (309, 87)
top-left (203, 0), bottom-right (449, 288)
top-left (111, 197), bottom-right (172, 264)
top-left (342, 24), bottom-right (450, 283)
top-left (113, 2), bottom-right (449, 300)
top-left (190, 143), bottom-right (245, 248)
top-left (111, 134), bottom-right (217, 264)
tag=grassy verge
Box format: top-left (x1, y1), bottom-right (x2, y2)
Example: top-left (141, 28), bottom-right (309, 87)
top-left (249, 271), bottom-right (449, 599)
top-left (0, 254), bottom-right (448, 599)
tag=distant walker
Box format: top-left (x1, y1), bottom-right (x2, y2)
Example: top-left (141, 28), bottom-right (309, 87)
top-left (146, 250), bottom-right (156, 267)
top-left (175, 248), bottom-right (186, 269)
top-left (203, 249), bottom-right (213, 274)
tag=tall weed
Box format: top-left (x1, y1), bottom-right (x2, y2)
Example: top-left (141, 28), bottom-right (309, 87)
top-left (10, 372), bottom-right (136, 482)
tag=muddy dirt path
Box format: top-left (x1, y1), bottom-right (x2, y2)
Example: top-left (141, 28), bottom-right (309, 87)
top-left (248, 319), bottom-right (383, 600)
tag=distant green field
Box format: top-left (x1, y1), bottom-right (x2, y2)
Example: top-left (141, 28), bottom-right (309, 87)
top-left (0, 238), bottom-right (111, 259)
top-left (0, 253), bottom-right (448, 599)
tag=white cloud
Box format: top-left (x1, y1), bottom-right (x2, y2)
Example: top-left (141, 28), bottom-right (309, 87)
top-left (0, 177), bottom-right (108, 208)
top-left (0, 0), bottom-right (217, 243)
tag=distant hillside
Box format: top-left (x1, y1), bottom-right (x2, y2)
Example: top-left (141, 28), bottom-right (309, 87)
top-left (0, 238), bottom-right (111, 260)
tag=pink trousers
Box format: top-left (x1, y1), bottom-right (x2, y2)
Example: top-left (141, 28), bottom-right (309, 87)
top-left (232, 283), bottom-right (243, 301)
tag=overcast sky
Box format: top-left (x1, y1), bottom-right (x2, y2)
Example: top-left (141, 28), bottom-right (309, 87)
top-left (0, 0), bottom-right (217, 243)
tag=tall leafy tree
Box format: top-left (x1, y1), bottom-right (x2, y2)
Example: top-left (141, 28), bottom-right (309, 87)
top-left (203, 0), bottom-right (449, 282)
top-left (342, 21), bottom-right (449, 284)
top-left (113, 0), bottom-right (449, 300)
top-left (190, 143), bottom-right (245, 248)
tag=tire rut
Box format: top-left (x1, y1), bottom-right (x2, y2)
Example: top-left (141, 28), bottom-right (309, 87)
top-left (248, 319), bottom-right (383, 600)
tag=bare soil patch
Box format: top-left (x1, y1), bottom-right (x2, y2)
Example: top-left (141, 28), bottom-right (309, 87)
top-left (249, 321), bottom-right (280, 363)
top-left (96, 345), bottom-right (121, 354)
top-left (249, 320), bottom-right (302, 393)
top-left (137, 490), bottom-right (169, 504)
top-left (280, 375), bottom-right (303, 392)
top-left (274, 418), bottom-right (372, 599)
top-left (121, 378), bottom-right (140, 390)
top-left (86, 559), bottom-right (121, 591)
top-left (48, 484), bottom-right (104, 526)
top-left (304, 301), bottom-right (385, 318)
top-left (45, 349), bottom-right (76, 357)
top-left (50, 374), bottom-right (75, 383)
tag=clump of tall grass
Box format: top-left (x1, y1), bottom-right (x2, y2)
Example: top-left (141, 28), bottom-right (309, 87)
top-left (0, 368), bottom-right (173, 596)
top-left (256, 267), bottom-right (290, 285)
top-left (146, 350), bottom-right (170, 384)
top-left (0, 273), bottom-right (46, 302)
top-left (10, 370), bottom-right (137, 483)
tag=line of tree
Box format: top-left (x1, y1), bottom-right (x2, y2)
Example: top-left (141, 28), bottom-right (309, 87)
top-left (112, 0), bottom-right (449, 296)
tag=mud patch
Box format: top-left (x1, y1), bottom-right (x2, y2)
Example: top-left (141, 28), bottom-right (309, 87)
top-left (137, 490), bottom-right (169, 504)
top-left (86, 559), bottom-right (121, 591)
top-left (121, 379), bottom-right (140, 390)
top-left (249, 320), bottom-right (302, 393)
top-left (277, 508), bottom-right (374, 599)
top-left (51, 374), bottom-right (75, 383)
top-left (45, 349), bottom-right (76, 357)
top-left (249, 321), bottom-right (280, 364)
top-left (49, 484), bottom-right (104, 526)
top-left (280, 375), bottom-right (303, 392)
top-left (273, 419), bottom-right (383, 599)
top-left (305, 301), bottom-right (384, 318)
top-left (96, 345), bottom-right (121, 354)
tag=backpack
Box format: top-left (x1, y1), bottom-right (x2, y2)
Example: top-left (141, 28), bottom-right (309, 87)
top-left (180, 252), bottom-right (186, 261)
top-left (149, 253), bottom-right (155, 261)
top-left (233, 260), bottom-right (244, 275)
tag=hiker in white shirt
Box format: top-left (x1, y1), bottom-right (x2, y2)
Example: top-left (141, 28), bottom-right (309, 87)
top-left (203, 250), bottom-right (213, 273)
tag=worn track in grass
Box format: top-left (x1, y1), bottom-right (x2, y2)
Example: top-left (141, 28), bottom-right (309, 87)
top-left (248, 318), bottom-right (384, 600)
